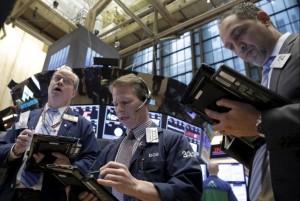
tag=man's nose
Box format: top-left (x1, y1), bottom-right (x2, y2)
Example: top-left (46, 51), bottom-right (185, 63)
top-left (57, 78), bottom-right (64, 85)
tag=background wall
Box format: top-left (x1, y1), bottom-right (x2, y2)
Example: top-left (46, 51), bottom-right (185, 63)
top-left (0, 24), bottom-right (46, 110)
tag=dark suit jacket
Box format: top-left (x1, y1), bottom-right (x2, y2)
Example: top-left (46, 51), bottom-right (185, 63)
top-left (99, 123), bottom-right (203, 201)
top-left (0, 107), bottom-right (101, 201)
top-left (262, 34), bottom-right (300, 201)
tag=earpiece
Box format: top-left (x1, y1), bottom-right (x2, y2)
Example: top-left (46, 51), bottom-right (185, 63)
top-left (139, 77), bottom-right (151, 103)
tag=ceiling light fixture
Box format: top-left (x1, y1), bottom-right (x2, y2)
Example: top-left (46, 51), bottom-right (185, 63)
top-left (114, 40), bottom-right (120, 48)
top-left (207, 0), bottom-right (210, 3)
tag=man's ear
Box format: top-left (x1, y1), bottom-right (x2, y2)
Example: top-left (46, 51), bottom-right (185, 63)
top-left (72, 89), bottom-right (77, 97)
top-left (257, 11), bottom-right (271, 25)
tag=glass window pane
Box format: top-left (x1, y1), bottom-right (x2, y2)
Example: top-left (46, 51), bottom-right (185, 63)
top-left (203, 40), bottom-right (213, 53)
top-left (204, 52), bottom-right (214, 64)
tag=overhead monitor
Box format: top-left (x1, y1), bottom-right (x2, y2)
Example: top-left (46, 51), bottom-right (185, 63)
top-left (218, 163), bottom-right (245, 183)
top-left (70, 104), bottom-right (100, 138)
top-left (11, 75), bottom-right (42, 112)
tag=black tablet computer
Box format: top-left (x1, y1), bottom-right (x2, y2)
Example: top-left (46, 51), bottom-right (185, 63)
top-left (181, 63), bottom-right (291, 124)
top-left (26, 134), bottom-right (82, 170)
top-left (46, 165), bottom-right (117, 201)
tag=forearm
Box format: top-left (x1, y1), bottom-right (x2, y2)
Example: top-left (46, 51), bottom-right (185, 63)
top-left (133, 180), bottom-right (161, 201)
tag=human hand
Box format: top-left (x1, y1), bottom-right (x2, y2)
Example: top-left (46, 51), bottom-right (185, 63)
top-left (13, 129), bottom-right (35, 156)
top-left (205, 98), bottom-right (260, 137)
top-left (78, 191), bottom-right (98, 201)
top-left (51, 152), bottom-right (71, 165)
top-left (98, 161), bottom-right (138, 197)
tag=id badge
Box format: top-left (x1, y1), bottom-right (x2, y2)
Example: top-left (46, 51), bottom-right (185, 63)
top-left (146, 127), bottom-right (159, 143)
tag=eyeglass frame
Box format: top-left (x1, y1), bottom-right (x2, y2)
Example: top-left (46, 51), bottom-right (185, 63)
top-left (51, 74), bottom-right (75, 88)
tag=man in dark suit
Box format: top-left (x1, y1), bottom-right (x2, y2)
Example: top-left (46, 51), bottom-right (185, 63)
top-left (0, 67), bottom-right (101, 201)
top-left (205, 2), bottom-right (299, 201)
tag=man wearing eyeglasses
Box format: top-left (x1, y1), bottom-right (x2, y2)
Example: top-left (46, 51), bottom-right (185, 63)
top-left (0, 67), bottom-right (101, 201)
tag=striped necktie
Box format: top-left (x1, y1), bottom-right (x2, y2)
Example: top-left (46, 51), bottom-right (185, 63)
top-left (41, 108), bottom-right (59, 135)
top-left (249, 56), bottom-right (275, 200)
top-left (20, 108), bottom-right (59, 188)
top-left (20, 163), bottom-right (40, 188)
top-left (112, 131), bottom-right (135, 201)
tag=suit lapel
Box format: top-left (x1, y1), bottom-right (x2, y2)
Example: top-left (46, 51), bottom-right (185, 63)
top-left (27, 109), bottom-right (43, 129)
top-left (57, 108), bottom-right (77, 136)
top-left (269, 34), bottom-right (297, 91)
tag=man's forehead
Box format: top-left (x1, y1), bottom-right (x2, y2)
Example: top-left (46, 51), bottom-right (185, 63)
top-left (54, 70), bottom-right (73, 77)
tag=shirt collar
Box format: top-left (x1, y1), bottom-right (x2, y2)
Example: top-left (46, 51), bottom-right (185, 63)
top-left (128, 119), bottom-right (153, 140)
top-left (45, 103), bottom-right (68, 115)
top-left (270, 32), bottom-right (291, 57)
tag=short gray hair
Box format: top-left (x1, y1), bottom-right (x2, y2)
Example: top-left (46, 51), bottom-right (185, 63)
top-left (220, 2), bottom-right (261, 23)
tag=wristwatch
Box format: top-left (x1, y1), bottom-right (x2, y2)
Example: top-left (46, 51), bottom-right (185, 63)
top-left (256, 113), bottom-right (265, 137)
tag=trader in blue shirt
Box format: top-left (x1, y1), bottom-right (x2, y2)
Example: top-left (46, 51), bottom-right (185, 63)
top-left (202, 162), bottom-right (238, 201)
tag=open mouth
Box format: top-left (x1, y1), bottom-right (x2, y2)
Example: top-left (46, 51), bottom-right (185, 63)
top-left (54, 87), bottom-right (62, 92)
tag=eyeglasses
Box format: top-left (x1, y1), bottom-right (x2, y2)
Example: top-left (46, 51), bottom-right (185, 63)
top-left (51, 74), bottom-right (74, 86)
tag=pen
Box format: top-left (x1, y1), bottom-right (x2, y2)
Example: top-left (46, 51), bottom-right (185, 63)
top-left (89, 170), bottom-right (100, 174)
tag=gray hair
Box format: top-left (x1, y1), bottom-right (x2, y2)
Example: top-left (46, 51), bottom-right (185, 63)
top-left (220, 2), bottom-right (261, 23)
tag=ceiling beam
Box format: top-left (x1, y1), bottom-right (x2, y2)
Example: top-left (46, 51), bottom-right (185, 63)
top-left (118, 0), bottom-right (257, 57)
top-left (147, 0), bottom-right (178, 26)
top-left (6, 0), bottom-right (36, 24)
top-left (101, 0), bottom-right (201, 45)
top-left (85, 0), bottom-right (112, 31)
top-left (114, 0), bottom-right (153, 37)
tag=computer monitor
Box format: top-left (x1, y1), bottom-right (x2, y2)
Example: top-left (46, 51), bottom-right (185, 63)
top-left (148, 111), bottom-right (162, 127)
top-left (165, 115), bottom-right (186, 135)
top-left (70, 104), bottom-right (100, 138)
top-left (102, 105), bottom-right (126, 140)
top-left (201, 131), bottom-right (211, 163)
top-left (218, 163), bottom-right (245, 182)
top-left (230, 183), bottom-right (247, 201)
top-left (184, 122), bottom-right (201, 155)
top-left (10, 75), bottom-right (42, 112)
top-left (200, 164), bottom-right (207, 181)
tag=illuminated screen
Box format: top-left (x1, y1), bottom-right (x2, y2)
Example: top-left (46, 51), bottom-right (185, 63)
top-left (201, 132), bottom-right (211, 163)
top-left (218, 163), bottom-right (245, 182)
top-left (70, 105), bottom-right (99, 138)
top-left (184, 122), bottom-right (201, 154)
top-left (200, 164), bottom-right (207, 181)
top-left (149, 111), bottom-right (162, 127)
top-left (230, 183), bottom-right (247, 201)
top-left (102, 105), bottom-right (126, 140)
top-left (11, 76), bottom-right (42, 112)
top-left (210, 144), bottom-right (228, 158)
top-left (166, 115), bottom-right (186, 134)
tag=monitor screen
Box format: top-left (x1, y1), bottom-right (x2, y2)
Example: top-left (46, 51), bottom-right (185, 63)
top-left (210, 144), bottom-right (228, 158)
top-left (218, 163), bottom-right (245, 182)
top-left (149, 111), bottom-right (162, 127)
top-left (70, 104), bottom-right (100, 138)
top-left (165, 115), bottom-right (186, 134)
top-left (184, 122), bottom-right (201, 154)
top-left (11, 76), bottom-right (43, 112)
top-left (102, 105), bottom-right (126, 140)
top-left (201, 131), bottom-right (211, 163)
top-left (230, 183), bottom-right (247, 201)
top-left (200, 164), bottom-right (207, 181)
